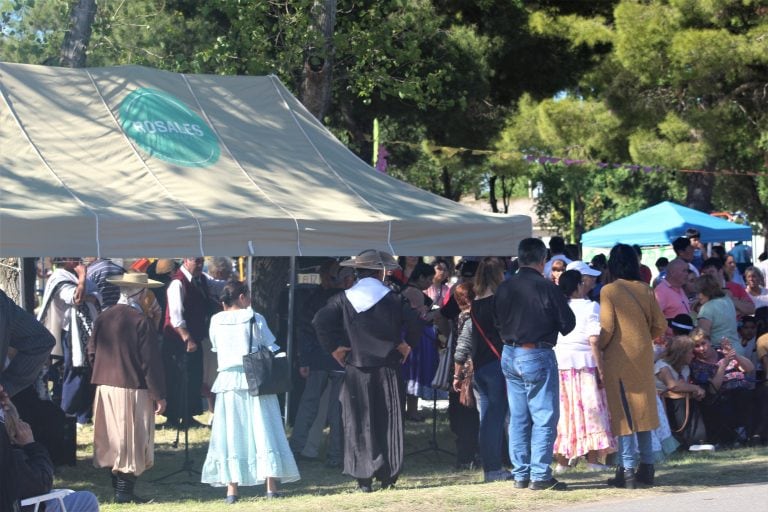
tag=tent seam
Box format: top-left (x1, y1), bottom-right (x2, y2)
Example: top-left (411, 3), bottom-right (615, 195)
top-left (85, 69), bottom-right (206, 256)
top-left (0, 67), bottom-right (102, 257)
top-left (268, 75), bottom-right (397, 256)
top-left (181, 74), bottom-right (304, 256)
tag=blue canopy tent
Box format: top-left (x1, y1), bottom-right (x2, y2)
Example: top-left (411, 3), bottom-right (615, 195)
top-left (581, 201), bottom-right (752, 248)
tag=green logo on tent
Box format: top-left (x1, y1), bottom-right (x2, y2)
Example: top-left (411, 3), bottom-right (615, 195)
top-left (119, 88), bottom-right (220, 167)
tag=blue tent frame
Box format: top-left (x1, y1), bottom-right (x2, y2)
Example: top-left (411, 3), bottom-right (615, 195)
top-left (581, 201), bottom-right (752, 248)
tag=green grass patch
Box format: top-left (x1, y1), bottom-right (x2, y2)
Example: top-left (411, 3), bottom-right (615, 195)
top-left (56, 410), bottom-right (768, 511)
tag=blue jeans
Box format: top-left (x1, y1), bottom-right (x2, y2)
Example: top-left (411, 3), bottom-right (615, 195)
top-left (501, 346), bottom-right (559, 482)
top-left (290, 369), bottom-right (344, 461)
top-left (473, 359), bottom-right (508, 473)
top-left (616, 381), bottom-right (654, 469)
top-left (617, 431), bottom-right (653, 469)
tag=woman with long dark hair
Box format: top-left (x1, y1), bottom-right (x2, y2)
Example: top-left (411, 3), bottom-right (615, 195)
top-left (201, 281), bottom-right (299, 503)
top-left (599, 244), bottom-right (667, 489)
top-left (453, 257), bottom-right (509, 482)
top-left (400, 262), bottom-right (442, 421)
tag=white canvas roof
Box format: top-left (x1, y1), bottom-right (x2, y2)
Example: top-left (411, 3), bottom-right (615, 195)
top-left (0, 62), bottom-right (530, 257)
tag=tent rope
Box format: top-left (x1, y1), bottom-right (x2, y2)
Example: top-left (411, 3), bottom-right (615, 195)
top-left (85, 69), bottom-right (206, 256)
top-left (181, 74), bottom-right (305, 256)
top-left (268, 75), bottom-right (397, 256)
top-left (0, 70), bottom-right (102, 258)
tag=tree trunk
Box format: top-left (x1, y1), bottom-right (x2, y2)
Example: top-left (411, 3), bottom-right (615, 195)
top-left (0, 258), bottom-right (21, 303)
top-left (500, 175), bottom-right (510, 214)
top-left (59, 0), bottom-right (97, 68)
top-left (488, 175), bottom-right (499, 213)
top-left (300, 0), bottom-right (337, 121)
top-left (250, 257), bottom-right (291, 336)
top-left (684, 168), bottom-right (715, 212)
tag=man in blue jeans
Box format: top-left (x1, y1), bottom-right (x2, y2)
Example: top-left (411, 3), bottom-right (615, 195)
top-left (495, 238), bottom-right (575, 491)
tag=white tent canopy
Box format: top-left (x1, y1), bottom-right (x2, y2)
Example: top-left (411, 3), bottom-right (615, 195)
top-left (0, 62), bottom-right (530, 257)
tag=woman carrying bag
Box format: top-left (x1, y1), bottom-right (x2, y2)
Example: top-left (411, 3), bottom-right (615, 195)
top-left (201, 281), bottom-right (299, 503)
top-left (654, 335), bottom-right (707, 448)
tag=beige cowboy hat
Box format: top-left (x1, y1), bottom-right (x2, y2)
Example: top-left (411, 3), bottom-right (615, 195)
top-left (106, 272), bottom-right (163, 288)
top-left (339, 249), bottom-right (400, 271)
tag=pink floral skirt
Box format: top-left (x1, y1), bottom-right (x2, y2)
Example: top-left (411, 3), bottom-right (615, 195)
top-left (553, 367), bottom-right (617, 459)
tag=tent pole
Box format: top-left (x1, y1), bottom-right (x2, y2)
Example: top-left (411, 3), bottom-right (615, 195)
top-left (284, 256), bottom-right (297, 426)
top-left (17, 258), bottom-right (25, 311)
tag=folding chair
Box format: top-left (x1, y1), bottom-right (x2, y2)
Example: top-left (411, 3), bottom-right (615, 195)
top-left (20, 489), bottom-right (74, 512)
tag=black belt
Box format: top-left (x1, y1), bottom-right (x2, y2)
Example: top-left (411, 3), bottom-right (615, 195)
top-left (503, 341), bottom-right (554, 349)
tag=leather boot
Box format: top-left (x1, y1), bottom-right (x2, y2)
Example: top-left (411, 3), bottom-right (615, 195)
top-left (623, 467), bottom-right (637, 490)
top-left (606, 465), bottom-right (625, 488)
top-left (636, 463), bottom-right (655, 486)
top-left (114, 472), bottom-right (150, 504)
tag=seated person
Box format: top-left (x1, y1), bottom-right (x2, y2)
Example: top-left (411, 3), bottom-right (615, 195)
top-left (1, 385), bottom-right (98, 512)
top-left (654, 336), bottom-right (706, 448)
top-left (689, 328), bottom-right (755, 446)
top-left (753, 307), bottom-right (768, 444)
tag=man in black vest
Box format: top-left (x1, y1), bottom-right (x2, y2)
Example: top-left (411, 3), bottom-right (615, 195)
top-left (162, 257), bottom-right (224, 427)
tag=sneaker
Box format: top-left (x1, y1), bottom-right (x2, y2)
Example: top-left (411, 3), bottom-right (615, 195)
top-left (689, 444), bottom-right (715, 451)
top-left (266, 491), bottom-right (282, 499)
top-left (529, 478), bottom-right (567, 491)
top-left (553, 464), bottom-right (570, 475)
top-left (585, 462), bottom-right (610, 472)
top-left (357, 478), bottom-right (373, 493)
top-left (225, 495), bottom-right (238, 505)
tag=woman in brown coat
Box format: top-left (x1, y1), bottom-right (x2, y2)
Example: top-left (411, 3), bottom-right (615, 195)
top-left (88, 272), bottom-right (167, 504)
top-left (599, 244), bottom-right (666, 489)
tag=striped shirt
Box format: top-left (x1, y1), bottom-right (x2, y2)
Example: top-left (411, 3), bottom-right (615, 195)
top-left (87, 259), bottom-right (125, 308)
top-left (0, 290), bottom-right (55, 397)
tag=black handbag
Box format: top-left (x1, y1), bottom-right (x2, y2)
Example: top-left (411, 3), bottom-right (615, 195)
top-left (242, 317), bottom-right (291, 396)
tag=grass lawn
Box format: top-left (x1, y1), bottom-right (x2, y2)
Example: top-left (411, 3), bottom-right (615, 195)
top-left (57, 409), bottom-right (768, 511)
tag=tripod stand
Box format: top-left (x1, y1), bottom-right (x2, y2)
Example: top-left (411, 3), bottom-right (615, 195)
top-left (153, 352), bottom-right (201, 482)
top-left (405, 396), bottom-right (454, 459)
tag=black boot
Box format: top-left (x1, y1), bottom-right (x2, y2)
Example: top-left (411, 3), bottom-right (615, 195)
top-left (109, 471), bottom-right (117, 490)
top-left (623, 467), bottom-right (637, 490)
top-left (356, 478), bottom-right (373, 493)
top-left (114, 472), bottom-right (150, 504)
top-left (606, 465), bottom-right (625, 488)
top-left (636, 463), bottom-right (655, 486)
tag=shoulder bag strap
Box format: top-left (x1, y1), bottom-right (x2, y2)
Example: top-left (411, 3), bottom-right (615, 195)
top-left (470, 309), bottom-right (501, 360)
top-left (248, 316), bottom-right (255, 353)
top-left (620, 282), bottom-right (652, 328)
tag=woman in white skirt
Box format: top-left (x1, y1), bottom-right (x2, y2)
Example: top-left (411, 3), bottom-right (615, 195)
top-left (201, 281), bottom-right (299, 503)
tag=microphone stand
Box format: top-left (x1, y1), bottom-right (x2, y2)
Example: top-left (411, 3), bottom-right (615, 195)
top-left (153, 351), bottom-right (201, 482)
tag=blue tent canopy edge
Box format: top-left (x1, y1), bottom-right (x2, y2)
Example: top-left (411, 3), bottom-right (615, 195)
top-left (581, 201), bottom-right (752, 248)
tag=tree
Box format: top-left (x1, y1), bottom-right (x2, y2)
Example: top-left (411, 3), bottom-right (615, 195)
top-left (59, 0), bottom-right (96, 67)
top-left (526, 0), bottom-right (768, 246)
top-left (494, 93), bottom-right (681, 240)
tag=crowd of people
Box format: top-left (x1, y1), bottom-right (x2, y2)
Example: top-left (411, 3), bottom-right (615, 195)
top-left (1, 234), bottom-right (768, 508)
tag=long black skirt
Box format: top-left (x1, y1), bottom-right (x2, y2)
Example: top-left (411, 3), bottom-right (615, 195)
top-left (341, 365), bottom-right (404, 481)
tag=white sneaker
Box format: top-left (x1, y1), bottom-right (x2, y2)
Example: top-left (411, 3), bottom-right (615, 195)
top-left (553, 464), bottom-right (570, 475)
top-left (689, 444), bottom-right (716, 451)
top-left (585, 462), bottom-right (610, 472)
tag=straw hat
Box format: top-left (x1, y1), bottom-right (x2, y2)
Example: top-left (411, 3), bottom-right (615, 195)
top-left (339, 249), bottom-right (400, 271)
top-left (106, 272), bottom-right (163, 288)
